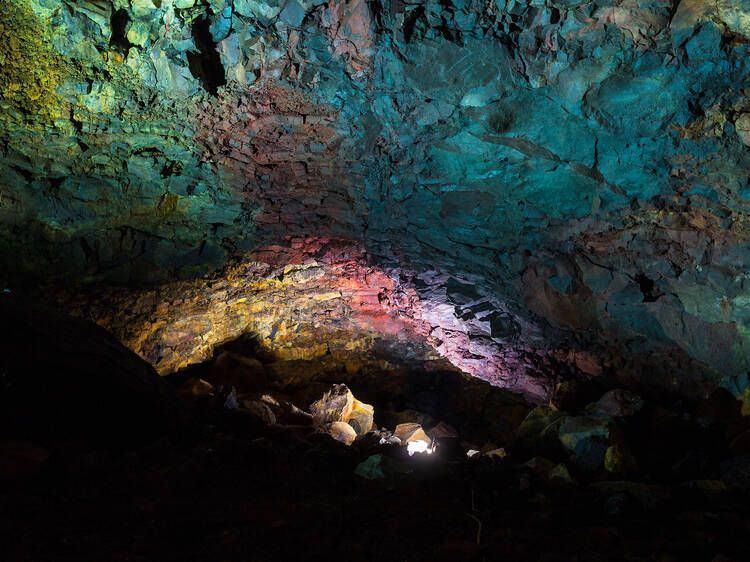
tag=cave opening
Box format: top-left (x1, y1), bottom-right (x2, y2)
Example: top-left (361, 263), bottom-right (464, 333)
top-left (109, 8), bottom-right (132, 53)
top-left (187, 14), bottom-right (226, 95)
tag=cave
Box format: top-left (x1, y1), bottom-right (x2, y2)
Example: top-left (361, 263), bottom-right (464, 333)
top-left (2, 1), bottom-right (750, 560)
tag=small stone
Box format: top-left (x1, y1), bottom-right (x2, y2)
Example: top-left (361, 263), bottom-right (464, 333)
top-left (328, 421), bottom-right (357, 446)
top-left (224, 388), bottom-right (240, 409)
top-left (484, 447), bottom-right (508, 460)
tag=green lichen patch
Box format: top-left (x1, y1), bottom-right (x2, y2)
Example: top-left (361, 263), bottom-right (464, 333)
top-left (0, 0), bottom-right (67, 114)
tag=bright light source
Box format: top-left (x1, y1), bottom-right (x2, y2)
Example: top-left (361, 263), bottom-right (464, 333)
top-left (466, 449), bottom-right (480, 458)
top-left (406, 439), bottom-right (433, 456)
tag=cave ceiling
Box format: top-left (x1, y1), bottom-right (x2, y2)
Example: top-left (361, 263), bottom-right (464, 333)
top-left (1, 0), bottom-right (750, 401)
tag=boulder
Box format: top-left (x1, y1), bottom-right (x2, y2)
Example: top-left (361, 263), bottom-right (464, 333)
top-left (242, 399), bottom-right (277, 425)
top-left (549, 463), bottom-right (575, 486)
top-left (211, 351), bottom-right (268, 394)
top-left (604, 445), bottom-right (638, 476)
top-left (347, 398), bottom-right (374, 435)
top-left (590, 389), bottom-right (644, 418)
top-left (178, 377), bottom-right (214, 399)
top-left (429, 421), bottom-right (459, 440)
top-left (590, 481), bottom-right (670, 511)
top-left (393, 422), bottom-right (431, 446)
top-left (0, 294), bottom-right (186, 448)
top-left (309, 384), bottom-right (354, 426)
top-left (559, 415), bottom-right (611, 472)
top-left (483, 388), bottom-right (532, 444)
top-left (309, 384), bottom-right (374, 439)
top-left (393, 423), bottom-right (432, 455)
top-left (514, 406), bottom-right (565, 455)
top-left (243, 393), bottom-right (313, 425)
top-left (720, 455), bottom-right (750, 487)
top-left (736, 112), bottom-right (750, 147)
top-left (354, 454), bottom-right (386, 480)
top-left (604, 425), bottom-right (638, 476)
top-left (730, 426), bottom-right (750, 456)
top-left (381, 409), bottom-right (435, 430)
top-left (549, 380), bottom-right (603, 413)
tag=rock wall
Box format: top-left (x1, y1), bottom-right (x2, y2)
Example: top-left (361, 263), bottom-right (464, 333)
top-left (2, 0), bottom-right (750, 399)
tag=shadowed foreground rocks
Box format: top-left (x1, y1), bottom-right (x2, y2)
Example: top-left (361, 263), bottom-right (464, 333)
top-left (3, 312), bottom-right (750, 561)
top-left (0, 293), bottom-right (187, 448)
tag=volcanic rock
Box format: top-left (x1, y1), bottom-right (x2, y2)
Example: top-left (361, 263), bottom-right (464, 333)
top-left (328, 421), bottom-right (357, 446)
top-left (590, 389), bottom-right (645, 418)
top-left (347, 399), bottom-right (374, 436)
top-left (309, 384), bottom-right (355, 427)
top-left (559, 416), bottom-right (611, 473)
top-left (212, 351), bottom-right (268, 394)
top-left (393, 423), bottom-right (431, 448)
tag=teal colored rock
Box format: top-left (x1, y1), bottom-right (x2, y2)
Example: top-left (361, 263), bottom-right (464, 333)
top-left (559, 416), bottom-right (611, 473)
top-left (1, 0), bottom-right (750, 398)
top-left (354, 454), bottom-right (386, 480)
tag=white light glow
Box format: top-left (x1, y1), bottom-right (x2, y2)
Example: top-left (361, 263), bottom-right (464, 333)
top-left (406, 439), bottom-right (433, 456)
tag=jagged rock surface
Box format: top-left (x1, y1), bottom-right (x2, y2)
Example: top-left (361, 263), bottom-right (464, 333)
top-left (2, 0), bottom-right (750, 399)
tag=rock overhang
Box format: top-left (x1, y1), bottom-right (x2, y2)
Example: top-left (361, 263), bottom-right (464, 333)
top-left (1, 0), bottom-right (749, 402)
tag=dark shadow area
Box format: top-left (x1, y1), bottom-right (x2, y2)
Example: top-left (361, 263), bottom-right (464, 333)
top-left (187, 14), bottom-right (226, 95)
top-left (3, 300), bottom-right (750, 561)
top-left (109, 9), bottom-right (132, 53)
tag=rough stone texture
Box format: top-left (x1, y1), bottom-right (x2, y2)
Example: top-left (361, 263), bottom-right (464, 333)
top-left (348, 398), bottom-right (374, 435)
top-left (2, 1), bottom-right (750, 401)
top-left (310, 383), bottom-right (355, 426)
top-left (393, 423), bottom-right (431, 447)
top-left (328, 420), bottom-right (357, 445)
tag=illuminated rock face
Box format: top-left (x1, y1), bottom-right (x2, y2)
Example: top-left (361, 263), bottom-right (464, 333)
top-left (61, 237), bottom-right (573, 401)
top-left (3, 1), bottom-right (750, 399)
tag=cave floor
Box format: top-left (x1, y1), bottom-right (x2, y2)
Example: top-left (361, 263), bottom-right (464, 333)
top-left (3, 405), bottom-right (750, 562)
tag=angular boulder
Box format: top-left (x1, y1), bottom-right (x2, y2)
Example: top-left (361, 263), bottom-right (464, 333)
top-left (590, 389), bottom-right (644, 418)
top-left (309, 384), bottom-right (374, 442)
top-left (347, 398), bottom-right (374, 435)
top-left (393, 422), bottom-right (429, 443)
top-left (559, 416), bottom-right (611, 473)
top-left (309, 384), bottom-right (355, 426)
top-left (212, 351), bottom-right (268, 394)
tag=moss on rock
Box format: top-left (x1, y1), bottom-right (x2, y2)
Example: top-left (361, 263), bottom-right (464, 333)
top-left (0, 0), bottom-right (66, 113)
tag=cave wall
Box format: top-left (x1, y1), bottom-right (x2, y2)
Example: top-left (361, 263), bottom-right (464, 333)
top-left (2, 0), bottom-right (750, 399)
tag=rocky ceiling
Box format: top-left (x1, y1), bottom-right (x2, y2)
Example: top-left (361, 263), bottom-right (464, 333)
top-left (1, 0), bottom-right (750, 403)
